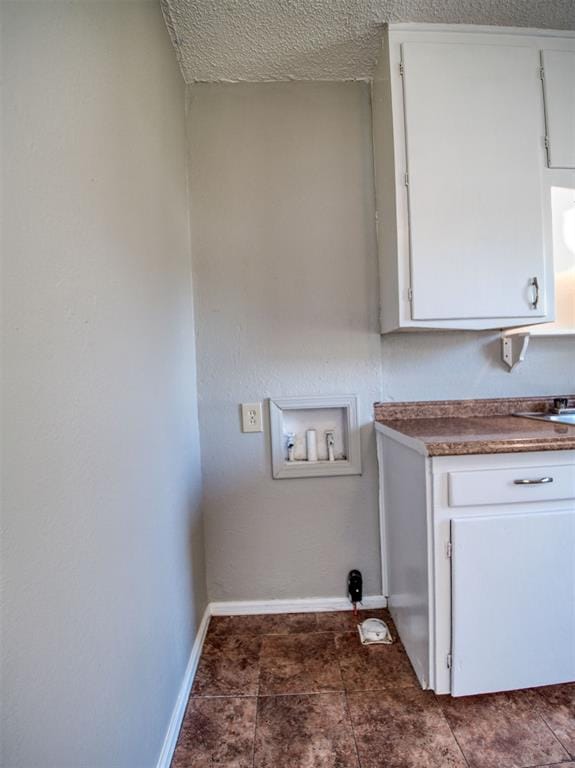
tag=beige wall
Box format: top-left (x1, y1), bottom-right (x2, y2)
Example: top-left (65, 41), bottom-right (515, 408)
top-left (1, 2), bottom-right (206, 766)
top-left (188, 80), bottom-right (575, 603)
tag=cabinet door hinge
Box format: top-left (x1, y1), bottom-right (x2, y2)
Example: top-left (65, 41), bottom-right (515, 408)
top-left (544, 135), bottom-right (550, 150)
top-left (540, 66), bottom-right (545, 80)
top-left (447, 653), bottom-right (453, 669)
top-left (399, 61), bottom-right (405, 76)
top-left (446, 541), bottom-right (452, 559)
top-left (407, 287), bottom-right (413, 302)
top-left (404, 172), bottom-right (409, 187)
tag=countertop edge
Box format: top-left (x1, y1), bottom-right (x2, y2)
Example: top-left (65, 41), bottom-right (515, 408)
top-left (374, 420), bottom-right (575, 457)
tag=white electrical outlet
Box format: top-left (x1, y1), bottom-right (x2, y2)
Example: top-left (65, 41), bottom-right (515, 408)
top-left (241, 402), bottom-right (263, 433)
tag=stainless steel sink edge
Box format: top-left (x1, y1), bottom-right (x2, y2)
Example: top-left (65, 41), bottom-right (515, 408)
top-left (513, 411), bottom-right (575, 426)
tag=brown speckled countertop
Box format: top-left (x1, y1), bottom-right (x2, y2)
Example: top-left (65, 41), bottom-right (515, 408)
top-left (374, 396), bottom-right (575, 456)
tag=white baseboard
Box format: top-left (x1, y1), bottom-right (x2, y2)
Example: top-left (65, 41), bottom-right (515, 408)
top-left (209, 595), bottom-right (387, 616)
top-left (156, 604), bottom-right (211, 768)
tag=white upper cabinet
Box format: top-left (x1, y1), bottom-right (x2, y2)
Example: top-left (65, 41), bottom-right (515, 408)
top-left (372, 25), bottom-right (575, 333)
top-left (403, 42), bottom-right (545, 322)
top-left (542, 50), bottom-right (575, 169)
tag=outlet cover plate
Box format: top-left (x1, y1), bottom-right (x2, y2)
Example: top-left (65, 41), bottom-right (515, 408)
top-left (241, 402), bottom-right (263, 433)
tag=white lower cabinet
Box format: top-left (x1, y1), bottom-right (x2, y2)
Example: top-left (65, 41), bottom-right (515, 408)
top-left (376, 432), bottom-right (575, 696)
top-left (451, 510), bottom-right (575, 696)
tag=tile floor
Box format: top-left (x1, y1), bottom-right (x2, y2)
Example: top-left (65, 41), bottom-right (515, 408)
top-left (171, 609), bottom-right (575, 768)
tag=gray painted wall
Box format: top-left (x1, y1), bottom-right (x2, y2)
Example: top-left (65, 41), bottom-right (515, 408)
top-left (188, 80), bottom-right (575, 603)
top-left (1, 2), bottom-right (206, 766)
top-left (382, 331), bottom-right (575, 400)
top-left (188, 82), bottom-right (383, 601)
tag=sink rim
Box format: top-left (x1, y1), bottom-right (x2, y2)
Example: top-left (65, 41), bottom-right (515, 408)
top-left (514, 411), bottom-right (575, 426)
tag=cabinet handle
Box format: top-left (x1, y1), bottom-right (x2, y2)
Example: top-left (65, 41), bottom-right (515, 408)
top-left (528, 276), bottom-right (539, 309)
top-left (513, 476), bottom-right (553, 485)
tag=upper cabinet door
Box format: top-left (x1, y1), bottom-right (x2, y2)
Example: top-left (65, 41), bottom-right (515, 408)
top-left (541, 50), bottom-right (575, 169)
top-left (402, 42), bottom-right (547, 321)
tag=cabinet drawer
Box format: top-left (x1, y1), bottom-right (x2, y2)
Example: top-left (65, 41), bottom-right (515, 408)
top-left (448, 464), bottom-right (575, 507)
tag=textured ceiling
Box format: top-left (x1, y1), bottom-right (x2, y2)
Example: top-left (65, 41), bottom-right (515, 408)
top-left (161, 0), bottom-right (575, 82)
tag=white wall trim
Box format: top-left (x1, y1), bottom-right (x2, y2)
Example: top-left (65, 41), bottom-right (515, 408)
top-left (209, 595), bottom-right (387, 616)
top-left (156, 604), bottom-right (211, 768)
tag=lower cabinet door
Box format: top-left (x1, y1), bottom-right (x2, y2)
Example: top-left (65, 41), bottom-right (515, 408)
top-left (450, 509), bottom-right (575, 697)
